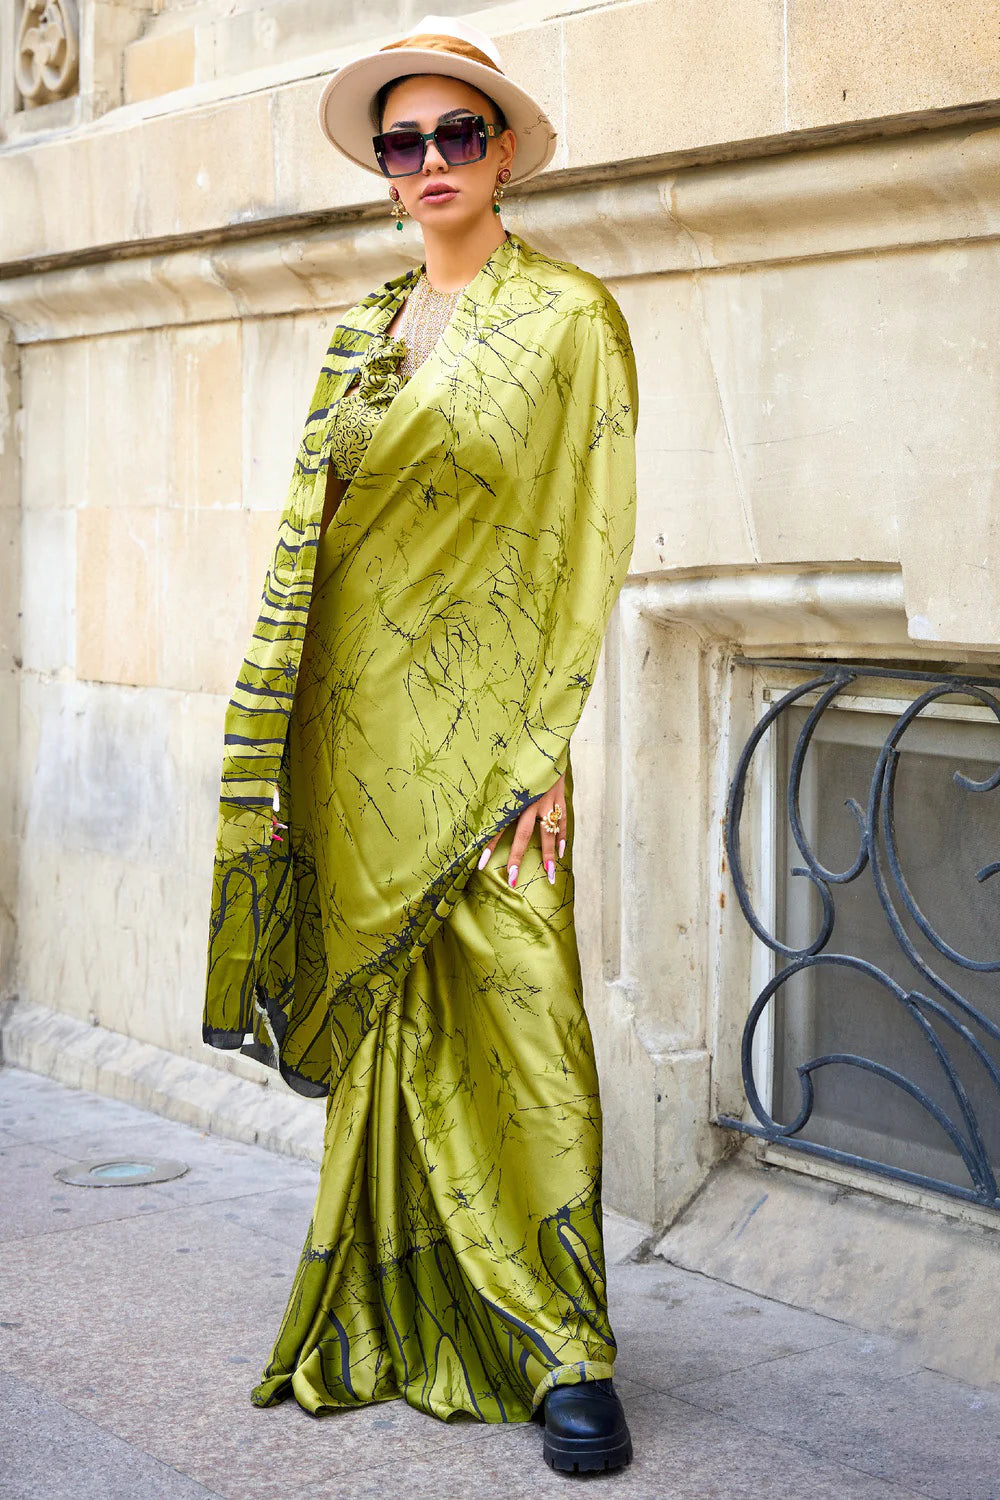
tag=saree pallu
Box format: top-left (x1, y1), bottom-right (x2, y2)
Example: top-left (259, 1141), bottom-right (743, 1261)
top-left (202, 230), bottom-right (638, 1419)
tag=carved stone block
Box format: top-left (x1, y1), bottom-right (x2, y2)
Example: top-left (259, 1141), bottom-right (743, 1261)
top-left (15, 0), bottom-right (79, 109)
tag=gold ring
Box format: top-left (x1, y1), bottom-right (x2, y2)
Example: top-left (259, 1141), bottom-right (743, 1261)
top-left (540, 804), bottom-right (562, 836)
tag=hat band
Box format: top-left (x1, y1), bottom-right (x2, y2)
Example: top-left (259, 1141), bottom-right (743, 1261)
top-left (378, 32), bottom-right (503, 74)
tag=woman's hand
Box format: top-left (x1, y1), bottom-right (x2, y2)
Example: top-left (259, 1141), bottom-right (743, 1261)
top-left (476, 774), bottom-right (567, 889)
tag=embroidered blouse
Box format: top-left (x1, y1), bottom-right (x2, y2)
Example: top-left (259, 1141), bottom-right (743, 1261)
top-left (327, 332), bottom-right (409, 484)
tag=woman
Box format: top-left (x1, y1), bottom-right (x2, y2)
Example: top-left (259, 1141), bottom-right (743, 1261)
top-left (202, 13), bottom-right (638, 1477)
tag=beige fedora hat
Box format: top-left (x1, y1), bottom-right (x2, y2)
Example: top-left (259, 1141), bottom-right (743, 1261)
top-left (317, 13), bottom-right (557, 186)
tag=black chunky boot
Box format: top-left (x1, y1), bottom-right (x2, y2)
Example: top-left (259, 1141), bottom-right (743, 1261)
top-left (538, 1377), bottom-right (633, 1473)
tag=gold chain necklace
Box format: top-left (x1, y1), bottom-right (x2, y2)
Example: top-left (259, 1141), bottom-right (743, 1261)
top-left (397, 272), bottom-right (465, 381)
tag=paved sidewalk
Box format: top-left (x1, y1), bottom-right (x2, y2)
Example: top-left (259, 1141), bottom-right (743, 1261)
top-left (1, 1066), bottom-right (998, 1500)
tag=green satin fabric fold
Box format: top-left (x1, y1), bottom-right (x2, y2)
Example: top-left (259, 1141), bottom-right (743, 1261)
top-left (251, 760), bottom-right (617, 1421)
top-left (202, 230), bottom-right (637, 1417)
top-left (202, 231), bottom-right (638, 1099)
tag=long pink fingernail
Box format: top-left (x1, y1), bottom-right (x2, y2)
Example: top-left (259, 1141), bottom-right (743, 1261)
top-left (478, 846), bottom-right (491, 870)
top-left (558, 838), bottom-right (566, 859)
top-left (546, 860), bottom-right (555, 884)
top-left (507, 864), bottom-right (518, 888)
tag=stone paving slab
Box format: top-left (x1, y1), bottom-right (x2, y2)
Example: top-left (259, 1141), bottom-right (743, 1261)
top-left (0, 1075), bottom-right (319, 1244)
top-left (671, 1349), bottom-right (1000, 1500)
top-left (197, 1180), bottom-right (322, 1253)
top-left (0, 1373), bottom-right (220, 1500)
top-left (0, 1065), bottom-right (989, 1499)
top-left (608, 1260), bottom-right (855, 1389)
top-left (0, 1066), bottom-right (176, 1143)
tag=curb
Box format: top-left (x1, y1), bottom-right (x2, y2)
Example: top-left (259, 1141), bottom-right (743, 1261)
top-left (0, 998), bottom-right (324, 1163)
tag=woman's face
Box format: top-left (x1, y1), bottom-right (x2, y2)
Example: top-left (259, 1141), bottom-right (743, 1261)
top-left (378, 74), bottom-right (516, 236)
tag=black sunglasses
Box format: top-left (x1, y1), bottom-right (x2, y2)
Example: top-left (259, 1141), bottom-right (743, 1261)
top-left (373, 113), bottom-right (501, 177)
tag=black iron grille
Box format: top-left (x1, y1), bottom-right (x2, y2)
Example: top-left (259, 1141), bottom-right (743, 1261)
top-left (719, 660), bottom-right (1000, 1211)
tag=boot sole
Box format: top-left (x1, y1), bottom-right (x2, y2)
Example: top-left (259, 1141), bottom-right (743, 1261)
top-left (543, 1428), bottom-right (633, 1473)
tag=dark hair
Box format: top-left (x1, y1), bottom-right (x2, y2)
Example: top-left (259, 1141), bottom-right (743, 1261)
top-left (374, 73), bottom-right (508, 134)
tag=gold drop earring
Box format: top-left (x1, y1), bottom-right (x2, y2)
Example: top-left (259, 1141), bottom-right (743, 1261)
top-left (493, 166), bottom-right (511, 215)
top-left (389, 185), bottom-right (408, 232)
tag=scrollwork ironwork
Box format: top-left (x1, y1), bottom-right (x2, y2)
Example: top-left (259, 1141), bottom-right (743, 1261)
top-left (719, 660), bottom-right (1000, 1210)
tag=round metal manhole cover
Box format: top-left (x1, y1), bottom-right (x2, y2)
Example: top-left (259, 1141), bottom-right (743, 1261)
top-left (54, 1158), bottom-right (189, 1188)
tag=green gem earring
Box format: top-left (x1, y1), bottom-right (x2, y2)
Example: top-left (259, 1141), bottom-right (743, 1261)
top-left (389, 186), bottom-right (407, 231)
top-left (493, 166), bottom-right (511, 215)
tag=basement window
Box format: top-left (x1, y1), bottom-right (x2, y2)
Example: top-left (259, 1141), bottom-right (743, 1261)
top-left (720, 661), bottom-right (1000, 1212)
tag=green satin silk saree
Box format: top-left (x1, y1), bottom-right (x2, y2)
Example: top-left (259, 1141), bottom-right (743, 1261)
top-left (202, 229), bottom-right (638, 1420)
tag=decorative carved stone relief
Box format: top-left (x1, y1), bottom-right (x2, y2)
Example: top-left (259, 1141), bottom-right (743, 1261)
top-left (15, 0), bottom-right (79, 108)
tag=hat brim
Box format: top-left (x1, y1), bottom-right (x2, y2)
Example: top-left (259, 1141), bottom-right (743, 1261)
top-left (317, 48), bottom-right (557, 186)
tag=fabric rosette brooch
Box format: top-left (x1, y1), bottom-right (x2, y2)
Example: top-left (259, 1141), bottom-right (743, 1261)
top-left (356, 335), bottom-right (408, 408)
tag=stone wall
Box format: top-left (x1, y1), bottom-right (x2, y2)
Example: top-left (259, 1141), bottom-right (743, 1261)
top-left (121, 0), bottom-right (518, 105)
top-left (0, 324), bottom-right (19, 1000)
top-left (3, 0), bottom-right (1000, 1227)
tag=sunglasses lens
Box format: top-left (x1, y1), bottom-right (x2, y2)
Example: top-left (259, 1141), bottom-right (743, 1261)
top-left (436, 117), bottom-right (485, 164)
top-left (377, 130), bottom-right (425, 176)
top-left (374, 117), bottom-right (488, 175)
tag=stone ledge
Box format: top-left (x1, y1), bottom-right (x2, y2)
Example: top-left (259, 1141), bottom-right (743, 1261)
top-left (629, 563), bottom-right (910, 648)
top-left (0, 997), bottom-right (325, 1162)
top-left (624, 563), bottom-right (1000, 660)
top-left (3, 0), bottom-right (1000, 272)
top-left (655, 1150), bottom-right (1000, 1390)
top-left (6, 121), bottom-right (1000, 344)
